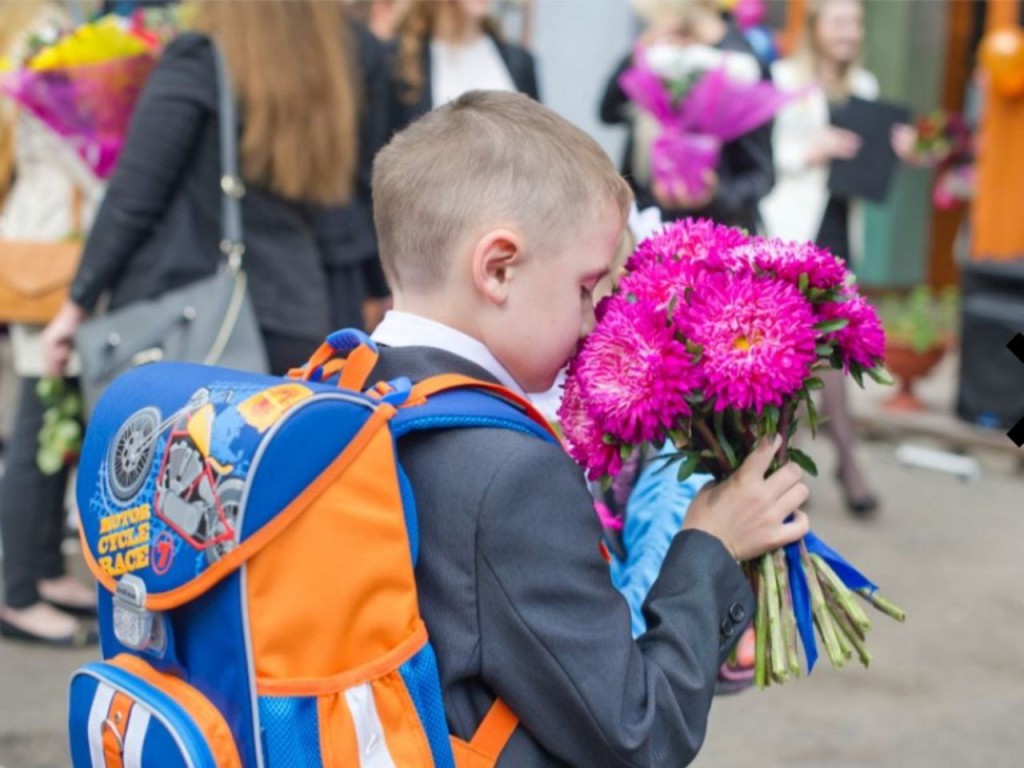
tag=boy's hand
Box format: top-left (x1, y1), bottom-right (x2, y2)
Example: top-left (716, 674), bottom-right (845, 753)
top-left (682, 437), bottom-right (810, 561)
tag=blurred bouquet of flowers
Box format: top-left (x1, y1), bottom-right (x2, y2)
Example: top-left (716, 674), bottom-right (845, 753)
top-left (911, 110), bottom-right (976, 211)
top-left (619, 43), bottom-right (795, 199)
top-left (559, 219), bottom-right (905, 687)
top-left (0, 13), bottom-right (174, 179)
top-left (912, 110), bottom-right (971, 164)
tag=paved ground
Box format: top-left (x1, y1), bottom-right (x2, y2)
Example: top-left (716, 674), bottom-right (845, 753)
top-left (2, 422), bottom-right (1022, 767)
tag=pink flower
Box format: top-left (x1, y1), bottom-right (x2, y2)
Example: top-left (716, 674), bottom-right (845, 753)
top-left (572, 296), bottom-right (697, 445)
top-left (818, 295), bottom-right (886, 370)
top-left (680, 271), bottom-right (818, 412)
top-left (557, 366), bottom-right (623, 480)
top-left (626, 218), bottom-right (750, 274)
top-left (738, 237), bottom-right (852, 292)
top-left (619, 218), bottom-right (753, 313)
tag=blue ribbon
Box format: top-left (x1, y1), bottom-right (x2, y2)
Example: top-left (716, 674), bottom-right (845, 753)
top-left (784, 531), bottom-right (878, 672)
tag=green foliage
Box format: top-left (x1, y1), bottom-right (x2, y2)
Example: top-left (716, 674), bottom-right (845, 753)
top-left (877, 285), bottom-right (959, 354)
top-left (36, 378), bottom-right (83, 476)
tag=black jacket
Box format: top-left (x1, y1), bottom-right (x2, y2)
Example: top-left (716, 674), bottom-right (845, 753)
top-left (370, 346), bottom-right (755, 767)
top-left (71, 28), bottom-right (391, 340)
top-left (600, 24), bottom-right (774, 232)
top-left (387, 33), bottom-right (540, 133)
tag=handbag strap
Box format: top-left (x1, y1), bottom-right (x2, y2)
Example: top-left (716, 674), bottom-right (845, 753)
top-left (211, 43), bottom-right (245, 271)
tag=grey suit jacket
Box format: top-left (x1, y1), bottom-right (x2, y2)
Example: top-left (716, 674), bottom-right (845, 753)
top-left (371, 346), bottom-right (755, 767)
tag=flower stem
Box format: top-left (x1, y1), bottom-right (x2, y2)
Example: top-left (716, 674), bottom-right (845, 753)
top-left (825, 586), bottom-right (872, 668)
top-left (800, 541), bottom-right (845, 668)
top-left (694, 418), bottom-right (731, 476)
top-left (761, 553), bottom-right (788, 683)
top-left (755, 568), bottom-right (769, 689)
top-left (774, 548), bottom-right (801, 676)
top-left (810, 554), bottom-right (872, 632)
top-left (856, 588), bottom-right (907, 623)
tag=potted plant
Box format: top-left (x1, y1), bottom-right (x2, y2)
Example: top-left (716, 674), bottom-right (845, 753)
top-left (876, 286), bottom-right (959, 411)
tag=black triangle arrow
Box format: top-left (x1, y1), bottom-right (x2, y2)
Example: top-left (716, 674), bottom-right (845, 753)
top-left (1008, 333), bottom-right (1024, 447)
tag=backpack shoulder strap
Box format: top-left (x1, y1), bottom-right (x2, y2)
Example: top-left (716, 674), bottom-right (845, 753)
top-left (451, 698), bottom-right (519, 768)
top-left (392, 374), bottom-right (558, 443)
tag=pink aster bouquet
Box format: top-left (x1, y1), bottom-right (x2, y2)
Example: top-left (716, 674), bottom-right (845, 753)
top-left (619, 44), bottom-right (796, 199)
top-left (559, 219), bottom-right (905, 687)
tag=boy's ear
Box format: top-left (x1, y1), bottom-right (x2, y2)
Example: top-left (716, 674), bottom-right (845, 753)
top-left (471, 228), bottom-right (523, 305)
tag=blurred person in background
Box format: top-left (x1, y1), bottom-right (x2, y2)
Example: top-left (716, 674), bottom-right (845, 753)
top-left (0, 0), bottom-right (103, 647)
top-left (759, 0), bottom-right (918, 517)
top-left (347, 0), bottom-right (411, 42)
top-left (600, 0), bottom-right (775, 233)
top-left (388, 0), bottom-right (539, 133)
top-left (42, 0), bottom-right (389, 381)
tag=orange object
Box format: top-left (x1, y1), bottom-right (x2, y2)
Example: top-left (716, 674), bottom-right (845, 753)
top-left (980, 26), bottom-right (1024, 97)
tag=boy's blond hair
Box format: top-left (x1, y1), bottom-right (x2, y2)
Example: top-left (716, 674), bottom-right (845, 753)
top-left (372, 90), bottom-right (633, 292)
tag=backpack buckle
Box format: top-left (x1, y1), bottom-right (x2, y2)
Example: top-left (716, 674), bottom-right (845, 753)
top-left (113, 574), bottom-right (166, 653)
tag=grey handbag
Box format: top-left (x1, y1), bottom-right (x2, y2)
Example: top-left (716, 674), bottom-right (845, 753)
top-left (76, 44), bottom-right (268, 414)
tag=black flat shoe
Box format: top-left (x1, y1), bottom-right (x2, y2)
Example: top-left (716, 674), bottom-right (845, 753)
top-left (0, 617), bottom-right (98, 648)
top-left (839, 484), bottom-right (879, 518)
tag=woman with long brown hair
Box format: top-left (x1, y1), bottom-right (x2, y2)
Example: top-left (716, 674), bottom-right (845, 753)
top-left (389, 0), bottom-right (539, 132)
top-left (42, 0), bottom-right (390, 380)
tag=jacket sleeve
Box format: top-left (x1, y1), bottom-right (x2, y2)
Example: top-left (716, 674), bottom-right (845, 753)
top-left (599, 54), bottom-right (633, 126)
top-left (477, 440), bottom-right (754, 768)
top-left (712, 123), bottom-right (776, 219)
top-left (70, 34), bottom-right (213, 312)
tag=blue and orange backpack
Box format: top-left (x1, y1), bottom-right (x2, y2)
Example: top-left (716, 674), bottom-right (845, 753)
top-left (67, 329), bottom-right (558, 768)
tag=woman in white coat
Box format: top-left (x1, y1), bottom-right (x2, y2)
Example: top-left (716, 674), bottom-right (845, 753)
top-left (760, 0), bottom-right (915, 516)
top-left (0, 0), bottom-right (102, 646)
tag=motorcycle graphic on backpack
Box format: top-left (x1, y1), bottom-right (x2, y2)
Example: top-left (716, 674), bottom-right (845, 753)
top-left (107, 388), bottom-right (245, 565)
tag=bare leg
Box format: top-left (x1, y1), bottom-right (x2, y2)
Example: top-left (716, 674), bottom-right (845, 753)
top-left (818, 368), bottom-right (878, 515)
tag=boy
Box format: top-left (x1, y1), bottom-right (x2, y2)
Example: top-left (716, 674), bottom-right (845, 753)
top-left (369, 91), bottom-right (809, 766)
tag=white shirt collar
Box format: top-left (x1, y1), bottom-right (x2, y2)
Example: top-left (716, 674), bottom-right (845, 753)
top-left (370, 310), bottom-right (525, 396)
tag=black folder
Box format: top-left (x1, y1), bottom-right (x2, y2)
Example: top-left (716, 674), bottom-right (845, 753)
top-left (827, 97), bottom-right (911, 203)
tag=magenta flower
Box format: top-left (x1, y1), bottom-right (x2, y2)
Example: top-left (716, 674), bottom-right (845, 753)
top-left (626, 217), bottom-right (750, 275)
top-left (573, 296), bottom-right (697, 445)
top-left (557, 366), bottom-right (623, 480)
top-left (818, 295), bottom-right (886, 370)
top-left (738, 237), bottom-right (852, 292)
top-left (619, 218), bottom-right (753, 313)
top-left (679, 271), bottom-right (818, 412)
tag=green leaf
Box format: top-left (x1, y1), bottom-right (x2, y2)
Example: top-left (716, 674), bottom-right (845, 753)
top-left (814, 318), bottom-right (849, 334)
top-left (805, 377), bottom-right (825, 390)
top-left (787, 447), bottom-right (819, 477)
top-left (805, 394), bottom-right (819, 438)
top-left (685, 340), bottom-right (703, 364)
top-left (602, 434), bottom-right (616, 446)
top-left (676, 452), bottom-right (700, 483)
top-left (764, 404), bottom-right (779, 436)
top-left (684, 390), bottom-right (706, 405)
top-left (866, 366), bottom-right (894, 386)
top-left (798, 273), bottom-right (810, 293)
top-left (713, 411), bottom-right (738, 469)
top-left (653, 452), bottom-right (688, 474)
top-left (619, 443), bottom-right (633, 461)
top-left (815, 344), bottom-right (833, 357)
top-left (851, 366), bottom-right (865, 388)
top-left (36, 448), bottom-right (64, 476)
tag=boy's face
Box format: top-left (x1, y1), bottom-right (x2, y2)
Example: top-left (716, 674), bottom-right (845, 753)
top-left (490, 209), bottom-right (624, 393)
